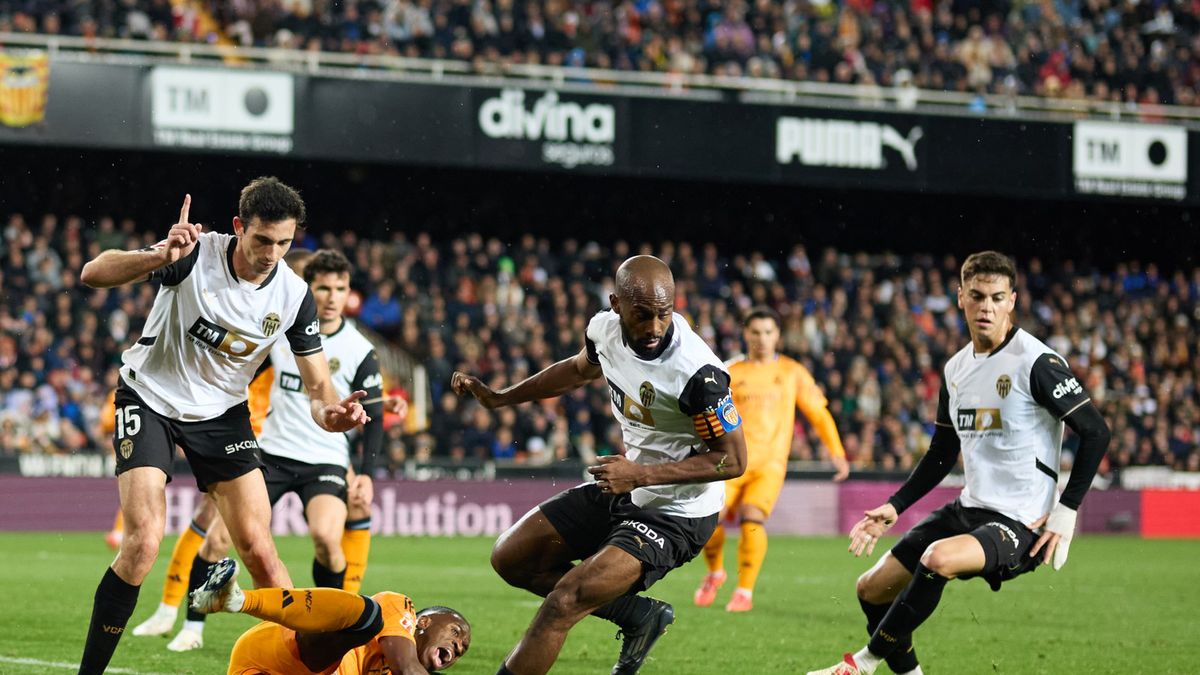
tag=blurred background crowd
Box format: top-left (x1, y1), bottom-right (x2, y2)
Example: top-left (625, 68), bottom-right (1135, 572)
top-left (2, 211), bottom-right (1197, 477)
top-left (2, 0), bottom-right (1198, 105)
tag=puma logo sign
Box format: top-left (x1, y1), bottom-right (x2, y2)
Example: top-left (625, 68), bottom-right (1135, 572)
top-left (880, 125), bottom-right (924, 171)
top-left (704, 375), bottom-right (717, 385)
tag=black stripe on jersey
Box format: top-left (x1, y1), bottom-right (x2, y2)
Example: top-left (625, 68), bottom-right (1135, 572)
top-left (222, 237), bottom-right (281, 289)
top-left (149, 245), bottom-right (200, 287)
top-left (285, 289), bottom-right (322, 355)
top-left (985, 327), bottom-right (1019, 357)
top-left (1035, 458), bottom-right (1058, 482)
top-left (136, 336), bottom-right (156, 346)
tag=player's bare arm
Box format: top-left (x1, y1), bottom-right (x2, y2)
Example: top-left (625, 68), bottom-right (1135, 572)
top-left (294, 351), bottom-right (370, 432)
top-left (81, 194), bottom-right (202, 288)
top-left (588, 426), bottom-right (748, 494)
top-left (451, 347), bottom-right (602, 409)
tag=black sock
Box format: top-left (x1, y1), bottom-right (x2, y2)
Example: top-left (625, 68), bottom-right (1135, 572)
top-left (591, 594), bottom-right (652, 630)
top-left (313, 558), bottom-right (346, 589)
top-left (860, 597), bottom-right (919, 673)
top-left (79, 567), bottom-right (140, 675)
top-left (496, 663), bottom-right (517, 675)
top-left (867, 564), bottom-right (949, 659)
top-left (184, 555), bottom-right (218, 623)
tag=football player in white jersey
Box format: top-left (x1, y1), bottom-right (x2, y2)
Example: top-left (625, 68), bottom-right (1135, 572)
top-left (452, 255), bottom-right (748, 675)
top-left (133, 248), bottom-right (392, 653)
top-left (77, 178), bottom-right (370, 674)
top-left (809, 251), bottom-right (1111, 675)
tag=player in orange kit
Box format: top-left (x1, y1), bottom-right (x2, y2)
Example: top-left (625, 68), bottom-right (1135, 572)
top-left (694, 307), bottom-right (850, 612)
top-left (191, 558), bottom-right (469, 675)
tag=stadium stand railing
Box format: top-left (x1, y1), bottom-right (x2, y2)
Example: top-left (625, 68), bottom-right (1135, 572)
top-left (3, 31), bottom-right (1200, 126)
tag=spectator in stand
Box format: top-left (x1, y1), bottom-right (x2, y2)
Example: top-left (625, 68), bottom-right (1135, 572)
top-left (9, 0), bottom-right (1200, 105)
top-left (1, 208), bottom-right (1198, 475)
top-left (359, 279), bottom-right (403, 338)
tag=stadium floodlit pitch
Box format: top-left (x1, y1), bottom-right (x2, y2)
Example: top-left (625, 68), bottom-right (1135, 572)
top-left (1, 532), bottom-right (1195, 674)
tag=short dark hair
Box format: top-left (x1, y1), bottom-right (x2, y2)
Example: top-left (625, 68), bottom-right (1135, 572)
top-left (238, 176), bottom-right (306, 226)
top-left (303, 249), bottom-right (352, 283)
top-left (743, 306), bottom-right (781, 329)
top-left (960, 251), bottom-right (1016, 288)
top-left (417, 605), bottom-right (469, 626)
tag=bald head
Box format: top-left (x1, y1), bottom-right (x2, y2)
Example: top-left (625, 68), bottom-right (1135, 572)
top-left (611, 255), bottom-right (675, 358)
top-left (615, 255), bottom-right (674, 303)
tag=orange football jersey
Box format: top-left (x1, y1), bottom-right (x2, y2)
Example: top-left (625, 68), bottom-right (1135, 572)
top-left (728, 355), bottom-right (845, 467)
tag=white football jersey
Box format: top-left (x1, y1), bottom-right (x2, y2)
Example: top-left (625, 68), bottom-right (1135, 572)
top-left (259, 318), bottom-right (383, 469)
top-left (941, 329), bottom-right (1092, 524)
top-left (586, 310), bottom-right (742, 518)
top-left (120, 232), bottom-right (322, 421)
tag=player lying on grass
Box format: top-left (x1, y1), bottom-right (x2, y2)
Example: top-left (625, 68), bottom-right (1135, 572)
top-left (808, 251), bottom-right (1111, 675)
top-left (192, 558), bottom-right (469, 675)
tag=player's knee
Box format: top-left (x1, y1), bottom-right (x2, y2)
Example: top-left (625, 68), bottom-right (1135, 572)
top-left (124, 531), bottom-right (161, 565)
top-left (919, 543), bottom-right (955, 576)
top-left (855, 570), bottom-right (890, 603)
top-left (310, 531), bottom-right (341, 563)
top-left (542, 586), bottom-right (587, 624)
top-left (490, 540), bottom-right (523, 586)
top-left (237, 539), bottom-right (281, 572)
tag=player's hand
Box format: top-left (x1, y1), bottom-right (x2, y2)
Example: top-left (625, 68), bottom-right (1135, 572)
top-left (321, 390), bottom-right (370, 432)
top-left (587, 455), bottom-right (645, 495)
top-left (161, 194), bottom-right (202, 263)
top-left (385, 395), bottom-right (409, 420)
top-left (1028, 503), bottom-right (1077, 570)
top-left (848, 503), bottom-right (898, 557)
top-left (831, 454), bottom-right (851, 482)
top-left (450, 371), bottom-right (502, 409)
top-left (349, 474), bottom-right (374, 510)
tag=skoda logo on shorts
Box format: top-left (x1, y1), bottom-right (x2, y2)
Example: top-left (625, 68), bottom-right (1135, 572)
top-left (119, 438), bottom-right (134, 459)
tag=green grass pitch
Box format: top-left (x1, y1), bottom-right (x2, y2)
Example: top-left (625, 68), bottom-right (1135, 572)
top-left (0, 532), bottom-right (1195, 673)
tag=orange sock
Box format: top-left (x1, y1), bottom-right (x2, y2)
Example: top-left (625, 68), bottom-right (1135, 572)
top-left (163, 520), bottom-right (207, 607)
top-left (239, 588), bottom-right (367, 633)
top-left (736, 521), bottom-right (767, 592)
top-left (702, 522), bottom-right (726, 574)
top-left (341, 519), bottom-right (372, 593)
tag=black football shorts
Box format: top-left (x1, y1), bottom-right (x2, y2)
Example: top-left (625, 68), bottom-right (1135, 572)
top-left (262, 452), bottom-right (349, 508)
top-left (540, 482), bottom-right (718, 591)
top-left (890, 498), bottom-right (1041, 591)
top-left (112, 378), bottom-right (264, 492)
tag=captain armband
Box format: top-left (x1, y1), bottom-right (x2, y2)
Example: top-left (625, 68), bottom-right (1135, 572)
top-left (692, 394), bottom-right (742, 440)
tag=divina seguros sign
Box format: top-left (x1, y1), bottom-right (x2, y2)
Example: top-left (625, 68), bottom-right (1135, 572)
top-left (477, 88), bottom-right (616, 169)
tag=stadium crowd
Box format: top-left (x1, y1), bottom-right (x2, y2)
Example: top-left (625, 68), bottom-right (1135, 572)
top-left (2, 0), bottom-right (1198, 106)
top-left (1, 211), bottom-right (1198, 477)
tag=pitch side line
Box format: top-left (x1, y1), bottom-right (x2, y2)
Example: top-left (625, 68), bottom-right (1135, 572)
top-left (0, 655), bottom-right (174, 675)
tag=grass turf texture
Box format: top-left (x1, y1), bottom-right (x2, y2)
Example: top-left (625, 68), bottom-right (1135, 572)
top-left (0, 533), bottom-right (1195, 674)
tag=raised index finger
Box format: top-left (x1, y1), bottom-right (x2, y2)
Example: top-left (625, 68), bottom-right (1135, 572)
top-left (340, 390), bottom-right (367, 406)
top-left (178, 194), bottom-right (192, 226)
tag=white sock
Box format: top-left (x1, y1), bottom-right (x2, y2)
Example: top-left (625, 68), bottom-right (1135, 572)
top-left (156, 602), bottom-right (178, 616)
top-left (852, 647), bottom-right (882, 674)
top-left (181, 619), bottom-right (206, 635)
top-left (733, 587), bottom-right (753, 597)
top-left (227, 587), bottom-right (245, 613)
top-left (896, 667), bottom-right (924, 675)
